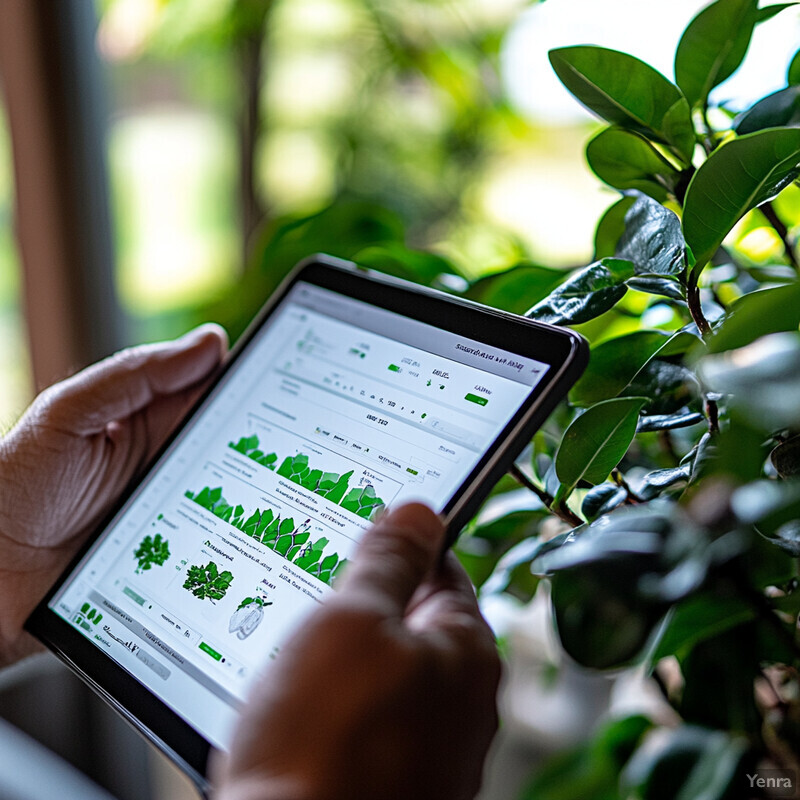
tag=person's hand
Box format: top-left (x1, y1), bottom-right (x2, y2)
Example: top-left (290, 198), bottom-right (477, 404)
top-left (214, 503), bottom-right (501, 800)
top-left (0, 325), bottom-right (227, 665)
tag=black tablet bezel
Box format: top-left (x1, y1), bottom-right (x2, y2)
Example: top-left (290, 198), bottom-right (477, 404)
top-left (26, 254), bottom-right (588, 791)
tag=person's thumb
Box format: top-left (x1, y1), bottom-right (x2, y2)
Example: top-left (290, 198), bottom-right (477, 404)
top-left (336, 503), bottom-right (446, 617)
top-left (35, 324), bottom-right (227, 435)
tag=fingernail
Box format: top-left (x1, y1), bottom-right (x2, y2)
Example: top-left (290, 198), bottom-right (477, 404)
top-left (179, 324), bottom-right (228, 353)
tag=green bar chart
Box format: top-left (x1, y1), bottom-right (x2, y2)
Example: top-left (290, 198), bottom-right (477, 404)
top-left (185, 485), bottom-right (348, 586)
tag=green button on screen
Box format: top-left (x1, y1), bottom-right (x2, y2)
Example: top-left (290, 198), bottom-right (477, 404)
top-left (123, 587), bottom-right (146, 606)
top-left (199, 642), bottom-right (222, 661)
top-left (465, 393), bottom-right (488, 406)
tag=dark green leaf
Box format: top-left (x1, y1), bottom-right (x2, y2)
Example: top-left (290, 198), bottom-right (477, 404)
top-left (571, 331), bottom-right (670, 407)
top-left (527, 258), bottom-right (634, 325)
top-left (551, 557), bottom-right (666, 668)
top-left (771, 434), bottom-right (800, 479)
top-left (623, 361), bottom-right (701, 416)
top-left (683, 128), bottom-right (800, 274)
top-left (679, 623), bottom-right (762, 734)
top-left (639, 464), bottom-right (693, 500)
top-left (625, 275), bottom-right (686, 300)
top-left (622, 725), bottom-right (748, 800)
top-left (586, 128), bottom-right (680, 201)
top-left (521, 716), bottom-right (652, 800)
top-left (457, 501), bottom-right (546, 588)
top-left (650, 592), bottom-right (755, 661)
top-left (757, 1), bottom-right (800, 21)
top-left (465, 264), bottom-right (566, 315)
top-left (549, 46), bottom-right (695, 162)
top-left (675, 0), bottom-right (762, 110)
top-left (594, 196), bottom-right (636, 259)
top-left (479, 535), bottom-right (549, 600)
top-left (581, 483), bottom-right (627, 521)
top-left (555, 397), bottom-right (647, 497)
top-left (616, 192), bottom-right (685, 276)
top-left (790, 48), bottom-right (800, 84)
top-left (733, 85), bottom-right (800, 135)
top-left (707, 282), bottom-right (800, 354)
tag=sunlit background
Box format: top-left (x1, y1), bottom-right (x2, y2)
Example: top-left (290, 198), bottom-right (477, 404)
top-left (1, 0), bottom-right (799, 423)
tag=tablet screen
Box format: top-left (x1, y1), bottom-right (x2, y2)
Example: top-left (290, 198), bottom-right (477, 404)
top-left (48, 281), bottom-right (549, 749)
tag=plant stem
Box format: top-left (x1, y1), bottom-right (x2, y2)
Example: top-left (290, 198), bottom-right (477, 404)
top-left (705, 396), bottom-right (720, 435)
top-left (699, 104), bottom-right (715, 156)
top-left (761, 201), bottom-right (800, 271)
top-left (509, 464), bottom-right (583, 528)
top-left (684, 274), bottom-right (722, 433)
top-left (612, 469), bottom-right (642, 503)
top-left (686, 274), bottom-right (713, 338)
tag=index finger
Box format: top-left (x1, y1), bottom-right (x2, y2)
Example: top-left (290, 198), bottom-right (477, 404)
top-left (336, 503), bottom-right (446, 618)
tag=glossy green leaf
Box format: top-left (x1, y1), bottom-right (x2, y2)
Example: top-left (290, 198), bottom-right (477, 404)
top-left (639, 464), bottom-right (693, 500)
top-left (682, 128), bottom-right (800, 273)
top-left (623, 361), bottom-right (701, 416)
top-left (549, 46), bottom-right (695, 162)
top-left (570, 331), bottom-right (670, 407)
top-left (733, 85), bottom-right (800, 135)
top-left (581, 484), bottom-right (627, 521)
top-left (594, 196), bottom-right (636, 259)
top-left (790, 47), bottom-right (800, 84)
top-left (650, 592), bottom-right (755, 661)
top-left (679, 623), bottom-right (762, 734)
top-left (706, 282), bottom-right (800, 353)
top-left (586, 128), bottom-right (680, 201)
top-left (521, 716), bottom-right (652, 800)
top-left (527, 258), bottom-right (634, 325)
top-left (626, 275), bottom-right (686, 300)
top-left (465, 264), bottom-right (566, 314)
top-left (623, 726), bottom-right (748, 800)
top-left (616, 192), bottom-right (686, 276)
top-left (675, 0), bottom-right (763, 110)
top-left (479, 535), bottom-right (549, 600)
top-left (550, 555), bottom-right (667, 668)
top-left (555, 397), bottom-right (647, 497)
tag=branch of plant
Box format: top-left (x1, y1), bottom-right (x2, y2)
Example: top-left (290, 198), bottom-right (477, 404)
top-left (761, 201), bottom-right (800, 271)
top-left (705, 396), bottom-right (720, 435)
top-left (509, 464), bottom-right (584, 528)
top-left (685, 272), bottom-right (713, 339)
top-left (612, 468), bottom-right (642, 503)
top-left (743, 581), bottom-right (800, 661)
top-left (699, 104), bottom-right (716, 157)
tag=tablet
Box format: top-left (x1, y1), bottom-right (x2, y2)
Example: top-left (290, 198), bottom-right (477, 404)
top-left (27, 255), bottom-right (587, 790)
